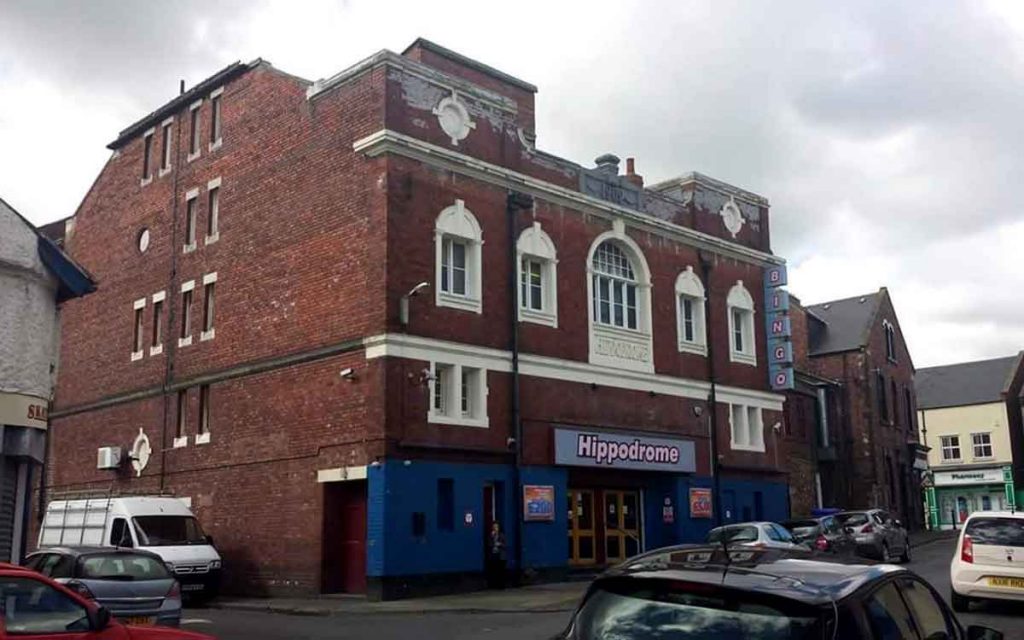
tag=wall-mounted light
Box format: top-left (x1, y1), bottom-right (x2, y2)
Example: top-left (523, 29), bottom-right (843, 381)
top-left (400, 282), bottom-right (431, 326)
top-left (339, 367), bottom-right (357, 381)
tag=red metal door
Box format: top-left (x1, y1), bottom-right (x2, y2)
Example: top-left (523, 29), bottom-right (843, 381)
top-left (322, 481), bottom-right (367, 593)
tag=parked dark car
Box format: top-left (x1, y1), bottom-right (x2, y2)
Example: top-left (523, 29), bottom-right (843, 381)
top-left (782, 515), bottom-right (857, 556)
top-left (24, 546), bottom-right (182, 627)
top-left (556, 545), bottom-right (1003, 640)
top-left (835, 509), bottom-right (911, 562)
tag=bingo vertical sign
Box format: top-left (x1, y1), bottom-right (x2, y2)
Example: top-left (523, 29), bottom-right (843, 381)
top-left (764, 264), bottom-right (794, 390)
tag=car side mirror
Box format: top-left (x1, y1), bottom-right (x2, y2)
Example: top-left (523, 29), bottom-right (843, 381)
top-left (89, 606), bottom-right (112, 631)
top-left (967, 625), bottom-right (1004, 640)
top-left (205, 534), bottom-right (215, 546)
top-left (894, 519), bottom-right (903, 528)
top-left (844, 527), bottom-right (854, 535)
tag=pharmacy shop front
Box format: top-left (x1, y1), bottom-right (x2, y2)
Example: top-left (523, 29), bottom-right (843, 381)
top-left (927, 466), bottom-right (1016, 529)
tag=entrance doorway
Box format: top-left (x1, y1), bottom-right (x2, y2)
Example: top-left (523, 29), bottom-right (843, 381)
top-left (322, 480), bottom-right (367, 594)
top-left (568, 490), bottom-right (596, 566)
top-left (604, 490), bottom-right (640, 564)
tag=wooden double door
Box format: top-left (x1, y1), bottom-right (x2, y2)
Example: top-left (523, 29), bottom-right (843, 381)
top-left (567, 488), bottom-right (641, 566)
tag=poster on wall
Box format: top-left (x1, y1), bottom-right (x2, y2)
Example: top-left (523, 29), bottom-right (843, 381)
top-left (690, 488), bottom-right (713, 519)
top-left (523, 485), bottom-right (556, 522)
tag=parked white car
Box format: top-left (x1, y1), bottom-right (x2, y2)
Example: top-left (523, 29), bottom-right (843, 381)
top-left (950, 510), bottom-right (1024, 611)
top-left (705, 522), bottom-right (808, 552)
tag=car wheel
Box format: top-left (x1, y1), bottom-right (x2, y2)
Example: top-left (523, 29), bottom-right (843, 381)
top-left (951, 589), bottom-right (970, 612)
top-left (899, 538), bottom-right (911, 563)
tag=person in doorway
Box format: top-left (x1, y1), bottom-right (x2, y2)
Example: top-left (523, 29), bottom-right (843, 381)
top-left (487, 521), bottom-right (507, 589)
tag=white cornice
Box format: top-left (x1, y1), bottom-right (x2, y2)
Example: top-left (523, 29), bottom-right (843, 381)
top-left (354, 129), bottom-right (785, 267)
top-left (363, 333), bottom-right (784, 411)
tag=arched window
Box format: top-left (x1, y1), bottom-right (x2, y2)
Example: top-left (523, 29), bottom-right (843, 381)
top-left (517, 222), bottom-right (558, 327)
top-left (434, 199), bottom-right (482, 313)
top-left (592, 241), bottom-right (638, 330)
top-left (675, 267), bottom-right (706, 355)
top-left (727, 280), bottom-right (756, 365)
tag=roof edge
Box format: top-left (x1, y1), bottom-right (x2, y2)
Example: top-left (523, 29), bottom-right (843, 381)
top-left (401, 37), bottom-right (538, 93)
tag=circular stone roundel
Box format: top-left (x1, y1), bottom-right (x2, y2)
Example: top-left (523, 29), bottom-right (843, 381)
top-left (130, 428), bottom-right (152, 477)
top-left (433, 92), bottom-right (476, 146)
top-left (720, 197), bottom-right (745, 238)
top-left (137, 227), bottom-right (151, 253)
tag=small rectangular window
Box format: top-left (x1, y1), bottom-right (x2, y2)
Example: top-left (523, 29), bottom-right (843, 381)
top-left (441, 238), bottom-right (468, 296)
top-left (437, 478), bottom-right (454, 531)
top-left (210, 94), bottom-right (222, 144)
top-left (460, 368), bottom-right (479, 417)
top-left (160, 121), bottom-right (172, 171)
top-left (731, 404), bottom-right (748, 447)
top-left (972, 433), bottom-right (992, 459)
top-left (180, 289), bottom-right (193, 339)
top-left (203, 281), bottom-right (215, 332)
top-left (151, 299), bottom-right (163, 348)
top-left (185, 197), bottom-right (197, 248)
top-left (940, 435), bottom-right (961, 461)
top-left (732, 309), bottom-right (745, 352)
top-left (433, 364), bottom-right (452, 416)
top-left (199, 385), bottom-right (211, 435)
top-left (747, 406), bottom-right (763, 450)
top-left (176, 390), bottom-right (187, 438)
top-left (132, 307), bottom-right (144, 353)
top-left (207, 186), bottom-right (219, 237)
top-left (521, 258), bottom-right (543, 311)
top-left (189, 104), bottom-right (201, 155)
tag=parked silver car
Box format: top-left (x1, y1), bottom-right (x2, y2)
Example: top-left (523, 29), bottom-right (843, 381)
top-left (24, 546), bottom-right (182, 627)
top-left (705, 522), bottom-right (809, 552)
top-left (834, 509), bottom-right (911, 563)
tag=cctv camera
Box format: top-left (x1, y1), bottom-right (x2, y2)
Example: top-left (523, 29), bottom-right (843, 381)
top-left (772, 422), bottom-right (782, 432)
top-left (340, 367), bottom-right (355, 379)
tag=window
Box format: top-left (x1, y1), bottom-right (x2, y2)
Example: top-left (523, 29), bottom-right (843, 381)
top-left (876, 372), bottom-right (889, 423)
top-left (160, 118), bottom-right (173, 173)
top-left (206, 179), bottom-right (220, 241)
top-left (730, 404), bottom-right (765, 452)
top-left (209, 88), bottom-right (223, 148)
top-left (864, 582), bottom-right (917, 640)
top-left (184, 190), bottom-right (198, 251)
top-left (891, 379), bottom-right (899, 426)
top-left (899, 579), bottom-right (958, 640)
top-left (437, 478), bottom-right (455, 531)
top-left (972, 432), bottom-right (993, 459)
top-left (198, 385), bottom-right (211, 443)
top-left (727, 281), bottom-right (756, 365)
top-left (141, 130), bottom-right (153, 182)
top-left (80, 554), bottom-right (169, 580)
top-left (131, 299), bottom-right (145, 360)
top-left (940, 435), bottom-right (961, 462)
top-left (132, 515), bottom-right (207, 546)
top-left (883, 320), bottom-right (897, 362)
top-left (675, 267), bottom-right (706, 355)
top-left (201, 272), bottom-right (216, 341)
top-left (904, 387), bottom-right (913, 430)
top-left (175, 390), bottom-right (187, 447)
top-left (429, 361), bottom-right (488, 428)
top-left (592, 242), bottom-right (638, 330)
top-left (150, 293), bottom-right (164, 355)
top-left (188, 100), bottom-right (202, 158)
top-left (110, 518), bottom-right (133, 547)
top-left (179, 281), bottom-right (194, 347)
top-left (516, 222), bottom-right (558, 327)
top-left (0, 576), bottom-right (91, 634)
top-left (434, 200), bottom-right (482, 313)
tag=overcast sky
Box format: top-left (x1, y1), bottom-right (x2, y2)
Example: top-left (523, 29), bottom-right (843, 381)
top-left (2, 0), bottom-right (1022, 368)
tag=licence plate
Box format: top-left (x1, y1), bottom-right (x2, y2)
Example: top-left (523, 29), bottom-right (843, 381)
top-left (987, 577), bottom-right (1024, 589)
top-left (123, 616), bottom-right (155, 626)
top-left (181, 583), bottom-right (205, 591)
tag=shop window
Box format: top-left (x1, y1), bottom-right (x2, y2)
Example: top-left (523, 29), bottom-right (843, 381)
top-left (675, 267), bottom-right (706, 355)
top-left (727, 281), bottom-right (756, 366)
top-left (437, 479), bottom-right (454, 531)
top-left (982, 495), bottom-right (992, 511)
top-left (435, 199), bottom-right (482, 313)
top-left (940, 435), bottom-right (961, 462)
top-left (429, 361), bottom-right (488, 428)
top-left (971, 432), bottom-right (993, 459)
top-left (730, 404), bottom-right (765, 452)
top-left (516, 222), bottom-right (558, 327)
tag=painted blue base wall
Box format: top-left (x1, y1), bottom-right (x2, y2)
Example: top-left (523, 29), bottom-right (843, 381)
top-left (366, 460), bottom-right (788, 578)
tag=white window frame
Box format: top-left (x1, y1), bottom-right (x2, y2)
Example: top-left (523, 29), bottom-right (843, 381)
top-left (131, 297), bottom-right (146, 361)
top-left (883, 320), bottom-right (897, 362)
top-left (675, 266), bottom-right (707, 356)
top-left (206, 177), bottom-right (221, 244)
top-left (183, 188), bottom-right (199, 253)
top-left (727, 281), bottom-right (757, 366)
top-left (140, 127), bottom-right (155, 187)
top-left (196, 384), bottom-right (211, 445)
top-left (208, 87), bottom-right (224, 151)
top-left (971, 432), bottom-right (993, 460)
top-left (174, 389), bottom-right (188, 448)
top-left (730, 403), bottom-right (765, 452)
top-left (585, 222), bottom-right (654, 374)
top-left (150, 290), bottom-right (166, 356)
top-left (200, 272), bottom-right (217, 342)
top-left (428, 360), bottom-right (488, 428)
top-left (516, 222), bottom-right (558, 327)
top-left (940, 435), bottom-right (962, 462)
top-left (159, 116), bottom-right (174, 177)
top-left (434, 200), bottom-right (483, 314)
top-left (178, 280), bottom-right (195, 347)
top-left (187, 99), bottom-right (202, 162)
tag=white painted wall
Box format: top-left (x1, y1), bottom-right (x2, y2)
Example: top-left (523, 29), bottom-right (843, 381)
top-left (0, 200), bottom-right (59, 399)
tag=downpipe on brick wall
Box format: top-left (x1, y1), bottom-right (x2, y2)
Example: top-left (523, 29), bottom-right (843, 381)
top-left (699, 251), bottom-right (723, 528)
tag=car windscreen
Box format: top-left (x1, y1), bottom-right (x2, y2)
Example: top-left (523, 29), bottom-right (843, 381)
top-left (572, 577), bottom-right (824, 640)
top-left (965, 517), bottom-right (1024, 547)
top-left (132, 515), bottom-right (207, 546)
top-left (78, 553), bottom-right (170, 581)
top-left (782, 521), bottom-right (819, 539)
top-left (835, 513), bottom-right (868, 527)
top-left (707, 526), bottom-right (759, 544)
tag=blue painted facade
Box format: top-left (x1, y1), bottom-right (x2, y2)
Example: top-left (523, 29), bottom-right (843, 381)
top-left (366, 459), bottom-right (789, 578)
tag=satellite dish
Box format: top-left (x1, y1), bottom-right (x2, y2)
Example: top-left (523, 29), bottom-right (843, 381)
top-left (130, 428), bottom-right (152, 477)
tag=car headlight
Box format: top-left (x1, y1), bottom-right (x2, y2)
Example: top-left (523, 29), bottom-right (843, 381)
top-left (210, 560), bottom-right (221, 570)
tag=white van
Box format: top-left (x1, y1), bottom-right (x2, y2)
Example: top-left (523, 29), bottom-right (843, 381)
top-left (38, 497), bottom-right (222, 600)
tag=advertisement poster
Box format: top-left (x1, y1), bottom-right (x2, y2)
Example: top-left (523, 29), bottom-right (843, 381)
top-left (523, 485), bottom-right (556, 521)
top-left (689, 488), bottom-right (713, 519)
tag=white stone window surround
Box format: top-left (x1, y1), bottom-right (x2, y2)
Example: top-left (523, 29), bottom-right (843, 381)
top-left (208, 87), bottom-right (224, 152)
top-left (516, 221), bottom-right (558, 328)
top-left (586, 220), bottom-right (654, 374)
top-left (150, 290), bottom-right (166, 356)
top-left (434, 199), bottom-right (483, 314)
top-left (200, 272), bottom-right (217, 342)
top-left (158, 116), bottom-right (174, 177)
top-left (727, 280), bottom-right (757, 366)
top-left (730, 403), bottom-right (765, 452)
top-left (205, 177), bottom-right (221, 244)
top-left (140, 127), bottom-right (155, 187)
top-left (675, 266), bottom-right (707, 356)
top-left (428, 360), bottom-right (489, 428)
top-left (131, 297), bottom-right (146, 361)
top-left (178, 280), bottom-right (195, 347)
top-left (183, 188), bottom-right (199, 253)
top-left (187, 99), bottom-right (203, 162)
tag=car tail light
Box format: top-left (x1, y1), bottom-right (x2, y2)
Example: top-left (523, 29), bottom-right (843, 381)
top-left (862, 524), bottom-right (874, 534)
top-left (67, 581), bottom-right (95, 600)
top-left (815, 535), bottom-right (830, 552)
top-left (961, 535), bottom-right (974, 564)
top-left (166, 581), bottom-right (182, 601)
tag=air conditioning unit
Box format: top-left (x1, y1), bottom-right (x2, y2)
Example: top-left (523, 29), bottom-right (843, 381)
top-left (97, 447), bottom-right (123, 470)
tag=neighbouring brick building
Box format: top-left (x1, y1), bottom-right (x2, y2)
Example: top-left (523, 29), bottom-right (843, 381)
top-left (783, 288), bottom-right (927, 528)
top-left (46, 39), bottom-right (794, 599)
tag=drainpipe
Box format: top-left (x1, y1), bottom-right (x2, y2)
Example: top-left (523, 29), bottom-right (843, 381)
top-left (698, 251), bottom-right (722, 527)
top-left (507, 190), bottom-right (533, 581)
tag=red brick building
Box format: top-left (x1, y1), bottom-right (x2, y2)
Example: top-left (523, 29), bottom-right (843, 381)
top-left (46, 39), bottom-right (793, 598)
top-left (783, 289), bottom-right (926, 527)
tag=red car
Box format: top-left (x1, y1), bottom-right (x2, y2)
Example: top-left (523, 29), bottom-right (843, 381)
top-left (0, 563), bottom-right (213, 639)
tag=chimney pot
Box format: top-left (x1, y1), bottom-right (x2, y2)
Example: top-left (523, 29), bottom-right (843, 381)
top-left (624, 157), bottom-right (644, 188)
top-left (594, 153), bottom-right (620, 176)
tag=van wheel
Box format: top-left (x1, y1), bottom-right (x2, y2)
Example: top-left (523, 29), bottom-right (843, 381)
top-left (951, 590), bottom-right (970, 612)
